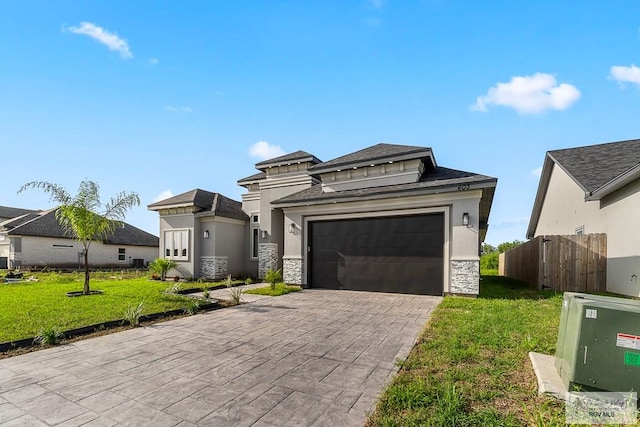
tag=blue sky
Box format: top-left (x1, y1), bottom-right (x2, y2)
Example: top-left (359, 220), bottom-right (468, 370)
top-left (2, 1), bottom-right (640, 246)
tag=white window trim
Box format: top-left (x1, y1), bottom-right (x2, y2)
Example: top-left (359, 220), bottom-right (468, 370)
top-left (164, 229), bottom-right (190, 261)
top-left (250, 213), bottom-right (259, 260)
top-left (575, 225), bottom-right (584, 236)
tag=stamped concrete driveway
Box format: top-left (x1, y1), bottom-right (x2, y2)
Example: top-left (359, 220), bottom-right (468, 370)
top-left (0, 289), bottom-right (441, 427)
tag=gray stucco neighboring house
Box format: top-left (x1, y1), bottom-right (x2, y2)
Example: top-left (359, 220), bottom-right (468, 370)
top-left (527, 138), bottom-right (640, 297)
top-left (0, 206), bottom-right (159, 270)
top-left (150, 143), bottom-right (497, 296)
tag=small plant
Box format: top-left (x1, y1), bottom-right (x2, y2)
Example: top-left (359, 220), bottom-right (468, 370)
top-left (123, 301), bottom-right (144, 327)
top-left (148, 258), bottom-right (178, 281)
top-left (165, 282), bottom-right (181, 294)
top-left (264, 268), bottom-right (282, 291)
top-left (202, 287), bottom-right (210, 299)
top-left (33, 327), bottom-right (65, 346)
top-left (227, 277), bottom-right (243, 305)
top-left (244, 277), bottom-right (253, 285)
top-left (184, 299), bottom-right (201, 315)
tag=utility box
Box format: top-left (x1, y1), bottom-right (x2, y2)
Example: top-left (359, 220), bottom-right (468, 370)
top-left (555, 292), bottom-right (640, 392)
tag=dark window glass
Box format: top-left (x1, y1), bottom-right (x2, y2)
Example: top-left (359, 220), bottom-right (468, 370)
top-left (252, 228), bottom-right (259, 258)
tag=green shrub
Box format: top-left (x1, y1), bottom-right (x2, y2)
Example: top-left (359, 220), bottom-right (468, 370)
top-left (123, 301), bottom-right (144, 327)
top-left (149, 258), bottom-right (177, 281)
top-left (184, 299), bottom-right (201, 315)
top-left (33, 326), bottom-right (65, 346)
top-left (227, 282), bottom-right (243, 305)
top-left (264, 269), bottom-right (282, 291)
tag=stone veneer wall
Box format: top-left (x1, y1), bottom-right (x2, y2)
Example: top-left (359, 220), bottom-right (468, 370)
top-left (258, 243), bottom-right (279, 279)
top-left (450, 259), bottom-right (480, 295)
top-left (283, 257), bottom-right (303, 285)
top-left (200, 256), bottom-right (228, 280)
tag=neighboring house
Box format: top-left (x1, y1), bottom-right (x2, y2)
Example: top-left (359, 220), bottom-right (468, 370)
top-left (0, 206), bottom-right (159, 270)
top-left (527, 138), bottom-right (640, 297)
top-left (150, 143), bottom-right (497, 296)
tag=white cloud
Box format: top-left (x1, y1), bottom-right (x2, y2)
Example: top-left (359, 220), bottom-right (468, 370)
top-left (609, 65), bottom-right (640, 86)
top-left (152, 190), bottom-right (173, 202)
top-left (249, 141), bottom-right (286, 160)
top-left (149, 58), bottom-right (159, 65)
top-left (472, 73), bottom-right (581, 114)
top-left (66, 22), bottom-right (132, 59)
top-left (531, 166), bottom-right (543, 178)
top-left (166, 105), bottom-right (192, 113)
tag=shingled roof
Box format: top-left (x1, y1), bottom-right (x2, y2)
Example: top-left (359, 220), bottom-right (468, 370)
top-left (0, 209), bottom-right (159, 247)
top-left (273, 166), bottom-right (496, 205)
top-left (308, 143), bottom-right (435, 175)
top-left (527, 138), bottom-right (640, 238)
top-left (237, 171), bottom-right (267, 185)
top-left (255, 150), bottom-right (322, 170)
top-left (147, 188), bottom-right (248, 221)
top-left (548, 138), bottom-right (640, 195)
top-left (0, 206), bottom-right (40, 220)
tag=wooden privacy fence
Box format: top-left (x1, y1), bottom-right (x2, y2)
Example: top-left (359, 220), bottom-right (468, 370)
top-left (499, 234), bottom-right (607, 292)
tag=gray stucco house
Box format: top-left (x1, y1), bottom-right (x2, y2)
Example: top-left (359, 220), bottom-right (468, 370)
top-left (149, 143), bottom-right (497, 296)
top-left (527, 138), bottom-right (640, 297)
top-left (0, 206), bottom-right (159, 270)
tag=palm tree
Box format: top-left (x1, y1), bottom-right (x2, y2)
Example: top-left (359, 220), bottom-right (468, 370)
top-left (19, 179), bottom-right (140, 295)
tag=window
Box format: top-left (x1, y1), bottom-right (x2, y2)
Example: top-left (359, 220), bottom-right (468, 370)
top-left (118, 248), bottom-right (126, 261)
top-left (575, 226), bottom-right (584, 236)
top-left (250, 213), bottom-right (259, 259)
top-left (164, 229), bottom-right (190, 260)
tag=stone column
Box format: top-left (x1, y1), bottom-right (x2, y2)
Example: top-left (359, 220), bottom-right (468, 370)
top-left (450, 259), bottom-right (480, 295)
top-left (283, 256), bottom-right (303, 285)
top-left (258, 243), bottom-right (279, 279)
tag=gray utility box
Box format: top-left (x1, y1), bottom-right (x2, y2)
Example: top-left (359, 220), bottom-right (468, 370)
top-left (555, 292), bottom-right (640, 392)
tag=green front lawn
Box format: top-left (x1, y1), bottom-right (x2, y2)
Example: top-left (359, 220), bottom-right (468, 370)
top-left (0, 273), bottom-right (193, 342)
top-left (367, 275), bottom-right (567, 426)
top-left (243, 283), bottom-right (302, 296)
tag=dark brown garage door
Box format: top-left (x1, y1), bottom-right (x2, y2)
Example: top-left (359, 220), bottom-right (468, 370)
top-left (309, 213), bottom-right (444, 295)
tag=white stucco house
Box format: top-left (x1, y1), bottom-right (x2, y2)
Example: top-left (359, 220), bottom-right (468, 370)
top-left (527, 138), bottom-right (640, 297)
top-left (149, 143), bottom-right (497, 296)
top-left (0, 206), bottom-right (159, 270)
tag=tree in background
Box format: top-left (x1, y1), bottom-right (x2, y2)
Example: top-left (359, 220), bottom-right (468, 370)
top-left (19, 180), bottom-right (140, 295)
top-left (480, 240), bottom-right (523, 272)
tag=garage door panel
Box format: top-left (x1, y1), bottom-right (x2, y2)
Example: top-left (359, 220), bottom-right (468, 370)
top-left (309, 213), bottom-right (444, 296)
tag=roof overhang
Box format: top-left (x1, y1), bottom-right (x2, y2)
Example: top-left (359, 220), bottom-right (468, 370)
top-left (585, 162), bottom-right (640, 201)
top-left (309, 149), bottom-right (436, 176)
top-left (526, 155), bottom-right (555, 239)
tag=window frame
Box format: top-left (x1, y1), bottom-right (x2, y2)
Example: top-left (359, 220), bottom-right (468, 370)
top-left (118, 247), bottom-right (126, 261)
top-left (164, 229), bottom-right (190, 261)
top-left (250, 213), bottom-right (259, 260)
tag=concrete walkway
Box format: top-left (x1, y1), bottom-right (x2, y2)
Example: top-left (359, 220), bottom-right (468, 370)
top-left (0, 289), bottom-right (441, 426)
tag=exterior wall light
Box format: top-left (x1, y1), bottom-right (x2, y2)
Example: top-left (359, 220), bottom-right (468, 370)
top-left (203, 230), bottom-right (209, 239)
top-left (462, 212), bottom-right (470, 227)
top-left (288, 223), bottom-right (296, 234)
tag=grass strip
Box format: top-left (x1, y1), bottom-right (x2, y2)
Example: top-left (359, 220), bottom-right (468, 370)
top-left (367, 275), bottom-right (569, 426)
top-left (244, 283), bottom-right (302, 296)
